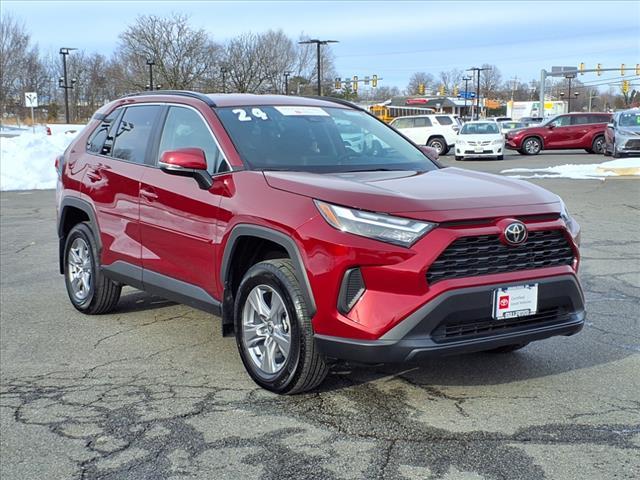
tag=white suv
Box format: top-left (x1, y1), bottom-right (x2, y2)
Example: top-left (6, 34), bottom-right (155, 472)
top-left (390, 114), bottom-right (461, 155)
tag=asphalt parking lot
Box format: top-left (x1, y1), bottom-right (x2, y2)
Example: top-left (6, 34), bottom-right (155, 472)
top-left (1, 151), bottom-right (639, 480)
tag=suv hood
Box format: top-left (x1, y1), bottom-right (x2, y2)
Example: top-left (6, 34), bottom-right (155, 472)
top-left (263, 168), bottom-right (560, 217)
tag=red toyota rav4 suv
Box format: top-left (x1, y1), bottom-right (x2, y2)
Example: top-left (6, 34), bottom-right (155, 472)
top-left (506, 112), bottom-right (611, 155)
top-left (56, 91), bottom-right (585, 394)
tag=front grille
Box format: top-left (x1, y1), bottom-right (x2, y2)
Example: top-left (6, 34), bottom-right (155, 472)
top-left (426, 230), bottom-right (574, 284)
top-left (464, 149), bottom-right (494, 154)
top-left (432, 307), bottom-right (569, 342)
top-left (624, 139), bottom-right (640, 149)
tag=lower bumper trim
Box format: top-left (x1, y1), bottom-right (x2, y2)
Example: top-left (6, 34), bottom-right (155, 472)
top-left (315, 312), bottom-right (585, 363)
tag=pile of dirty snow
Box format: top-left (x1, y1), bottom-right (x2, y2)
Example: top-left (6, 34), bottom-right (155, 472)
top-left (501, 158), bottom-right (640, 180)
top-left (1, 131), bottom-right (80, 191)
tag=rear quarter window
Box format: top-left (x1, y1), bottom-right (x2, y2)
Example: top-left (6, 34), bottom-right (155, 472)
top-left (435, 116), bottom-right (453, 125)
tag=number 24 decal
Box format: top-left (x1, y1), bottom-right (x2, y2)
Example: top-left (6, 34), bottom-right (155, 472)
top-left (232, 108), bottom-right (268, 121)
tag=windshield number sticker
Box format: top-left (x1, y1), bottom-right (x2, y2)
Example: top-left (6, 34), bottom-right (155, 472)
top-left (232, 108), bottom-right (269, 122)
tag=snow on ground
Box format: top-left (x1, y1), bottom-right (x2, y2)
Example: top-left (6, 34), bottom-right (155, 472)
top-left (501, 158), bottom-right (640, 180)
top-left (1, 129), bottom-right (81, 191)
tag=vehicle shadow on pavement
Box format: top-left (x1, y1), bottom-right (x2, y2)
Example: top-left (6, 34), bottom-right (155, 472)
top-left (314, 335), bottom-right (630, 392)
top-left (113, 289), bottom-right (177, 313)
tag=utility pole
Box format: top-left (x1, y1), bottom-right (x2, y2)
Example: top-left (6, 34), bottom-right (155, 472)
top-left (467, 66), bottom-right (489, 120)
top-left (588, 89), bottom-right (596, 112)
top-left (146, 59), bottom-right (155, 91)
top-left (510, 75), bottom-right (518, 101)
top-left (298, 39), bottom-right (339, 95)
top-left (565, 73), bottom-right (576, 112)
top-left (59, 47), bottom-right (77, 123)
top-left (462, 75), bottom-right (471, 120)
top-left (283, 71), bottom-right (292, 95)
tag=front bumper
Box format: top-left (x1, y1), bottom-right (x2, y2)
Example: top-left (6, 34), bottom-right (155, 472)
top-left (616, 137), bottom-right (640, 154)
top-left (456, 145), bottom-right (504, 157)
top-left (315, 274), bottom-right (585, 363)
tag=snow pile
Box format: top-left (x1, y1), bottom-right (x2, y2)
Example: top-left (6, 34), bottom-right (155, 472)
top-left (501, 158), bottom-right (640, 180)
top-left (1, 131), bottom-right (80, 191)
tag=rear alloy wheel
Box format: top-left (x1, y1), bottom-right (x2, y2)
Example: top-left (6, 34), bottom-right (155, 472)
top-left (591, 135), bottom-right (605, 154)
top-left (64, 223), bottom-right (121, 314)
top-left (522, 137), bottom-right (542, 155)
top-left (235, 259), bottom-right (328, 394)
top-left (427, 137), bottom-right (448, 155)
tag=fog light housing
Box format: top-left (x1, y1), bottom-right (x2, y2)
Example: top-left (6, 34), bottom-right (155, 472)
top-left (338, 268), bottom-right (365, 314)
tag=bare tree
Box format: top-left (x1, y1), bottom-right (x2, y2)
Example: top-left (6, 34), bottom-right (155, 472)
top-left (0, 13), bottom-right (42, 118)
top-left (438, 68), bottom-right (463, 94)
top-left (223, 32), bottom-right (267, 93)
top-left (117, 13), bottom-right (222, 91)
top-left (479, 64), bottom-right (502, 99)
top-left (406, 72), bottom-right (434, 95)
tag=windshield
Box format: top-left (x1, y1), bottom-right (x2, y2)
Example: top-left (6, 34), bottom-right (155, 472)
top-left (215, 106), bottom-right (437, 173)
top-left (460, 122), bottom-right (500, 134)
top-left (619, 112), bottom-right (640, 127)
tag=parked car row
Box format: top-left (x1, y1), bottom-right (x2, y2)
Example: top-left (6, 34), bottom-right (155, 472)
top-left (389, 110), bottom-right (639, 159)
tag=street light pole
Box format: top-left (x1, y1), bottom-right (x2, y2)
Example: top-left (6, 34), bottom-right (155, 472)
top-left (221, 67), bottom-right (227, 93)
top-left (462, 75), bottom-right (471, 120)
top-left (467, 66), bottom-right (490, 120)
top-left (298, 39), bottom-right (339, 96)
top-left (59, 47), bottom-right (77, 123)
top-left (284, 71), bottom-right (292, 95)
top-left (146, 59), bottom-right (155, 91)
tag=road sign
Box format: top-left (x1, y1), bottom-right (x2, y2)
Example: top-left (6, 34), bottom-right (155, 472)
top-left (459, 91), bottom-right (476, 99)
top-left (25, 92), bottom-right (38, 108)
top-left (551, 66), bottom-right (576, 74)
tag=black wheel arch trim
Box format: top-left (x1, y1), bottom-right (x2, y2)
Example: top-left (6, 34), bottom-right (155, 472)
top-left (221, 224), bottom-right (317, 319)
top-left (58, 197), bottom-right (101, 274)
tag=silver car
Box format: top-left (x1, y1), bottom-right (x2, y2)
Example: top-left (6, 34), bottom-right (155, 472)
top-left (604, 109), bottom-right (640, 157)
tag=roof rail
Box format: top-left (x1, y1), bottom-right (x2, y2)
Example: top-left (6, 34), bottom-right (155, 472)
top-left (124, 90), bottom-right (216, 107)
top-left (307, 96), bottom-right (364, 111)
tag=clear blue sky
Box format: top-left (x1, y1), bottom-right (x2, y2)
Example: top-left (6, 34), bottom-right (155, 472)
top-left (5, 0), bottom-right (640, 89)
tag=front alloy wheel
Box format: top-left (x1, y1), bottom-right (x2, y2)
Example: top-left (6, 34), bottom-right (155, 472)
top-left (242, 285), bottom-right (291, 375)
top-left (522, 137), bottom-right (542, 155)
top-left (235, 259), bottom-right (328, 394)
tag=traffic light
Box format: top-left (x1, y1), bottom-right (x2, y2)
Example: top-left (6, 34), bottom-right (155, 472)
top-left (579, 62), bottom-right (585, 74)
top-left (372, 74), bottom-right (378, 88)
top-left (453, 85), bottom-right (459, 96)
top-left (352, 76), bottom-right (358, 92)
top-left (622, 80), bottom-right (630, 94)
top-left (596, 63), bottom-right (601, 76)
top-left (621, 64), bottom-right (625, 76)
top-left (334, 77), bottom-right (341, 89)
top-left (418, 83), bottom-right (425, 95)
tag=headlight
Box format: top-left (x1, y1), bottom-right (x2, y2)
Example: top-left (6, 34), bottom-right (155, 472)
top-left (456, 139), bottom-right (466, 145)
top-left (559, 199), bottom-right (580, 244)
top-left (492, 139), bottom-right (504, 145)
top-left (315, 200), bottom-right (437, 247)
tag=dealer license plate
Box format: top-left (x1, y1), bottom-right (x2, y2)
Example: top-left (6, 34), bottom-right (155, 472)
top-left (474, 146), bottom-right (484, 152)
top-left (492, 284), bottom-right (538, 320)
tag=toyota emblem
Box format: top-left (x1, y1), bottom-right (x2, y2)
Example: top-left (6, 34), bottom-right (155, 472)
top-left (504, 222), bottom-right (528, 245)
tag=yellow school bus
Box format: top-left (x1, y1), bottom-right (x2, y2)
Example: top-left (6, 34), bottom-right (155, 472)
top-left (369, 104), bottom-right (435, 123)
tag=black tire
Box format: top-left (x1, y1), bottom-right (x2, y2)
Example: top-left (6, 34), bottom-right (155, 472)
top-left (427, 137), bottom-right (447, 155)
top-left (521, 137), bottom-right (542, 155)
top-left (64, 222), bottom-right (121, 314)
top-left (603, 146), bottom-right (612, 157)
top-left (591, 135), bottom-right (605, 154)
top-left (584, 148), bottom-right (594, 154)
top-left (455, 155), bottom-right (463, 161)
top-left (234, 259), bottom-right (328, 394)
top-left (486, 343), bottom-right (529, 353)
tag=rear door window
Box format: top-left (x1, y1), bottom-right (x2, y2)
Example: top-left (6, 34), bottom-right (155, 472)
top-left (413, 117), bottom-right (432, 127)
top-left (112, 105), bottom-right (163, 164)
